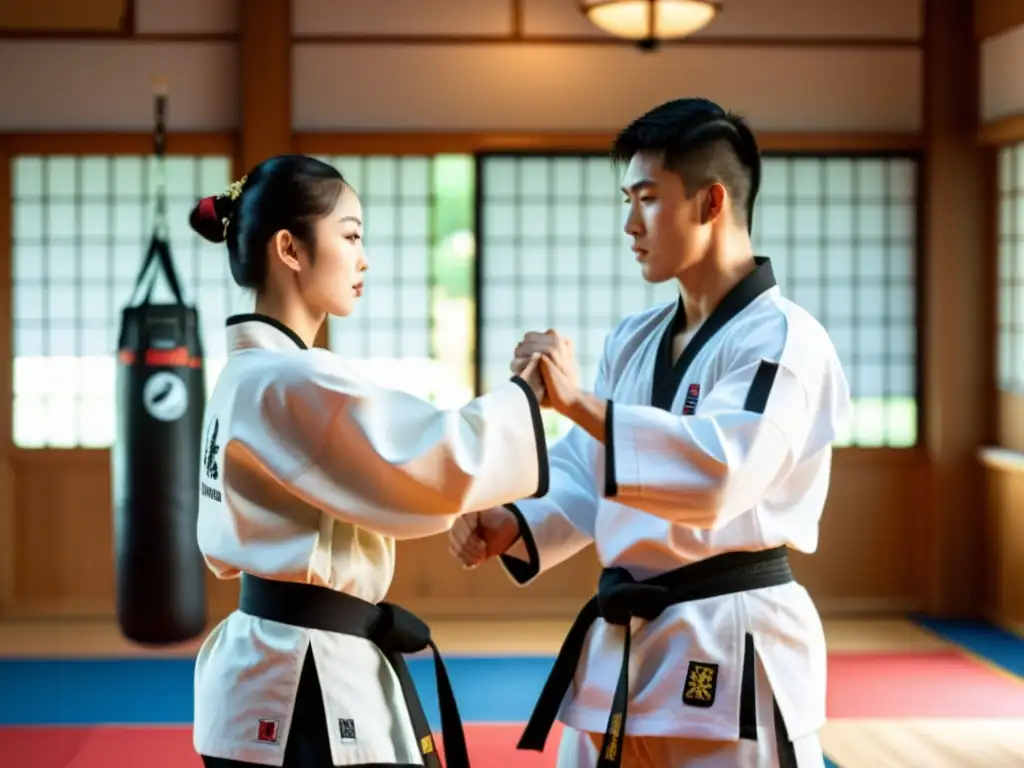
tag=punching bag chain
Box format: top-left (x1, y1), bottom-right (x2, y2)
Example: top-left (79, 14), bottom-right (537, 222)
top-left (152, 78), bottom-right (169, 242)
top-left (128, 77), bottom-right (185, 308)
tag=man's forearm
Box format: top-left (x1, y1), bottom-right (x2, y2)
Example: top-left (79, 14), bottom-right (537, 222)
top-left (563, 391), bottom-right (609, 444)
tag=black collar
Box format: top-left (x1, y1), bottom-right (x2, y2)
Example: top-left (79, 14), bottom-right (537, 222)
top-left (651, 256), bottom-right (777, 410)
top-left (226, 313), bottom-right (309, 350)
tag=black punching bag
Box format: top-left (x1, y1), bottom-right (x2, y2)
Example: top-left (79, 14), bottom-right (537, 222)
top-left (113, 232), bottom-right (208, 645)
top-left (114, 85), bottom-right (207, 645)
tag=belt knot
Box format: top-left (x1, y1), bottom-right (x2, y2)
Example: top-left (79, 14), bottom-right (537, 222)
top-left (597, 567), bottom-right (669, 626)
top-left (373, 603), bottom-right (432, 654)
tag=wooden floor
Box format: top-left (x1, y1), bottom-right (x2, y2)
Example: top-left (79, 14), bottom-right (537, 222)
top-left (2, 617), bottom-right (1023, 767)
top-left (823, 720), bottom-right (1024, 768)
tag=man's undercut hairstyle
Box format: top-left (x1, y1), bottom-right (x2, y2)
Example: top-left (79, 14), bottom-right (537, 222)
top-left (611, 98), bottom-right (762, 231)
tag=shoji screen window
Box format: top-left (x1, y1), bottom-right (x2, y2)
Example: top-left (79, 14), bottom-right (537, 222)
top-left (10, 154), bottom-right (246, 449)
top-left (319, 155), bottom-right (475, 407)
top-left (751, 154), bottom-right (919, 447)
top-left (476, 153), bottom-right (676, 441)
top-left (477, 152), bottom-right (919, 447)
top-left (998, 144), bottom-right (1024, 392)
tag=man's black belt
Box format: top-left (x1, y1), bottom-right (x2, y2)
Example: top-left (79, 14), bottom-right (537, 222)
top-left (239, 574), bottom-right (469, 768)
top-left (517, 547), bottom-right (795, 768)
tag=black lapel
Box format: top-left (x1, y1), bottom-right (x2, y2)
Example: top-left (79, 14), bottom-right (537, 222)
top-left (226, 313), bottom-right (309, 350)
top-left (650, 257), bottom-right (777, 411)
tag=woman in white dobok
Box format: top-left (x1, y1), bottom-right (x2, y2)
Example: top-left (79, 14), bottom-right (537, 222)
top-left (188, 154), bottom-right (550, 768)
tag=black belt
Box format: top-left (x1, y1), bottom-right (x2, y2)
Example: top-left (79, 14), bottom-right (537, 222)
top-left (239, 574), bottom-right (469, 768)
top-left (517, 547), bottom-right (795, 768)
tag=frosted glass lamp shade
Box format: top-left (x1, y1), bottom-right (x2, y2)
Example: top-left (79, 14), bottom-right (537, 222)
top-left (580, 0), bottom-right (720, 42)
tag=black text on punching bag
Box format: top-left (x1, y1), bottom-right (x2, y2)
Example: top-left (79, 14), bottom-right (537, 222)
top-left (114, 235), bottom-right (207, 645)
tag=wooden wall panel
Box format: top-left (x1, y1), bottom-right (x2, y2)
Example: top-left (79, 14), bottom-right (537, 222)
top-left (2, 451), bottom-right (925, 620)
top-left (982, 454), bottom-right (1024, 629)
top-left (980, 24), bottom-right (1024, 123)
top-left (239, 0), bottom-right (291, 170)
top-left (1, 450), bottom-right (236, 624)
top-left (976, 0), bottom-right (1024, 41)
top-left (294, 0), bottom-right (513, 36)
top-left (388, 452), bottom-right (927, 618)
top-left (0, 0), bottom-right (126, 32)
top-left (920, 0), bottom-right (989, 618)
top-left (387, 541), bottom-right (603, 619)
top-left (10, 453), bottom-right (113, 617)
top-left (293, 44), bottom-right (921, 133)
top-left (789, 451), bottom-right (926, 613)
top-left (0, 42), bottom-right (239, 132)
top-left (999, 392), bottom-right (1024, 452)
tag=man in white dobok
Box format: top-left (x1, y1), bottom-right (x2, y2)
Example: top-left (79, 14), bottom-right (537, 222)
top-left (449, 97), bottom-right (851, 768)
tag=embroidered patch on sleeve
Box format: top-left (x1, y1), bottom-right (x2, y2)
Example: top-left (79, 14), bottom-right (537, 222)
top-left (256, 719), bottom-right (279, 743)
top-left (682, 661), bottom-right (719, 708)
top-left (682, 383), bottom-right (701, 415)
top-left (338, 718), bottom-right (357, 742)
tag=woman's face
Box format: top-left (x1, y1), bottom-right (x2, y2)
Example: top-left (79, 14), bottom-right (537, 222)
top-left (299, 185), bottom-right (368, 318)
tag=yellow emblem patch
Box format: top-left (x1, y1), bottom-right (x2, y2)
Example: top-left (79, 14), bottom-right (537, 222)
top-left (420, 734), bottom-right (435, 755)
top-left (682, 661), bottom-right (719, 708)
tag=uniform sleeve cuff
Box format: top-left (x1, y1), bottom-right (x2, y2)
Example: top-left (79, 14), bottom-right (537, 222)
top-left (498, 503), bottom-right (541, 585)
top-left (603, 399), bottom-right (618, 497)
top-left (509, 376), bottom-right (550, 498)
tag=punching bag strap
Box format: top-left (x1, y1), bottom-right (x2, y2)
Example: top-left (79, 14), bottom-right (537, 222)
top-left (128, 79), bottom-right (187, 309)
top-left (131, 236), bottom-right (186, 307)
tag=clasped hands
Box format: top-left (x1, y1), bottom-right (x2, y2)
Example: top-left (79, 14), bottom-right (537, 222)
top-left (447, 329), bottom-right (581, 570)
top-left (513, 329), bottom-right (581, 415)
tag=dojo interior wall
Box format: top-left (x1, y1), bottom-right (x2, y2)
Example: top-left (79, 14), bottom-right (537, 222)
top-left (0, 0), bottom-right (1013, 628)
top-left (978, 8), bottom-right (1024, 631)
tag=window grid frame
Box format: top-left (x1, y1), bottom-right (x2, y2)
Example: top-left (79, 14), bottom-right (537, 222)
top-left (997, 143), bottom-right (1024, 394)
top-left (472, 150), bottom-right (678, 400)
top-left (9, 151), bottom-right (237, 451)
top-left (319, 154), bottom-right (438, 363)
top-left (3, 140), bottom-right (927, 452)
top-left (473, 149), bottom-right (924, 449)
top-left (755, 149), bottom-right (924, 448)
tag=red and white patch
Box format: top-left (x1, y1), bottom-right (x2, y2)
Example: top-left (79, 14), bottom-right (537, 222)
top-left (682, 383), bottom-right (701, 415)
top-left (256, 719), bottom-right (279, 743)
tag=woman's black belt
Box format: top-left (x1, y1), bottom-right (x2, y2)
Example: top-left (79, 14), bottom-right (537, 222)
top-left (516, 547), bottom-right (795, 768)
top-left (239, 574), bottom-right (469, 768)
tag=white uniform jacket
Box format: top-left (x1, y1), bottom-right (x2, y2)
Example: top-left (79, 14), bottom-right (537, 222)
top-left (500, 257), bottom-right (851, 743)
top-left (193, 313), bottom-right (548, 766)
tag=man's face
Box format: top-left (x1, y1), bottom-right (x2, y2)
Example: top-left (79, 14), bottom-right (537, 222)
top-left (620, 150), bottom-right (713, 283)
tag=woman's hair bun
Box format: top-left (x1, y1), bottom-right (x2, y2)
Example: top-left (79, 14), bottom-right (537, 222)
top-left (189, 195), bottom-right (235, 244)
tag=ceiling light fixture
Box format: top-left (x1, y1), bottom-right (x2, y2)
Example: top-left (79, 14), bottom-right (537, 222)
top-left (579, 0), bottom-right (721, 51)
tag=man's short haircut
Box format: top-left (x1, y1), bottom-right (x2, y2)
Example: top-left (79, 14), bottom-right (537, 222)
top-left (611, 98), bottom-right (762, 230)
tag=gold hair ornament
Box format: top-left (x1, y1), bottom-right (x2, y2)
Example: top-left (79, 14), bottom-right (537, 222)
top-left (220, 175), bottom-right (248, 237)
top-left (226, 175), bottom-right (247, 200)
